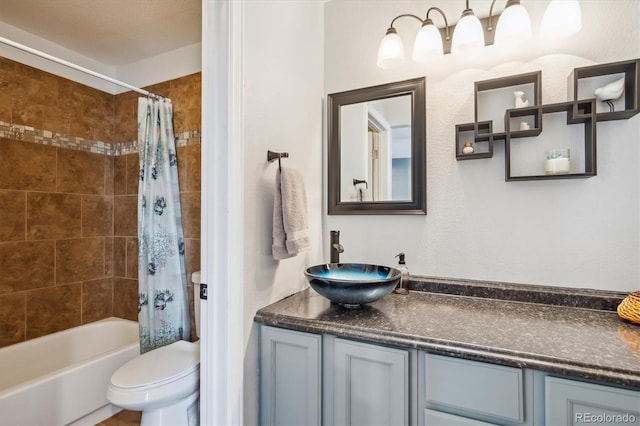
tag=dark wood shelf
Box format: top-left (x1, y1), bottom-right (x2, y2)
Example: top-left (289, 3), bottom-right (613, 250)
top-left (505, 100), bottom-right (597, 181)
top-left (475, 71), bottom-right (542, 138)
top-left (455, 121), bottom-right (493, 160)
top-left (455, 60), bottom-right (640, 180)
top-left (571, 59), bottom-right (639, 121)
top-left (506, 173), bottom-right (596, 182)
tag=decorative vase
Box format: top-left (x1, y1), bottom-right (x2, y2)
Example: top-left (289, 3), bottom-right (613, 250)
top-left (462, 141), bottom-right (475, 154)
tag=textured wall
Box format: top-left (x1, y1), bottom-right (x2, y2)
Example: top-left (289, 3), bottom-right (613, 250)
top-left (324, 0), bottom-right (639, 292)
top-left (0, 59), bottom-right (201, 348)
top-left (241, 2), bottom-right (325, 424)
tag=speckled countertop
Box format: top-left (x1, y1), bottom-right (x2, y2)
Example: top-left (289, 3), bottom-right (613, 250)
top-left (254, 286), bottom-right (640, 390)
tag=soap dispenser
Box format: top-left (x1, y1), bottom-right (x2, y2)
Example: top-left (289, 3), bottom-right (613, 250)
top-left (393, 253), bottom-right (409, 295)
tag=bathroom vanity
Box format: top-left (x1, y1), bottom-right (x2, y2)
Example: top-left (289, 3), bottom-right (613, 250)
top-left (254, 282), bottom-right (640, 425)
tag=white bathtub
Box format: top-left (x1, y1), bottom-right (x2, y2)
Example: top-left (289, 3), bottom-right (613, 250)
top-left (0, 317), bottom-right (139, 426)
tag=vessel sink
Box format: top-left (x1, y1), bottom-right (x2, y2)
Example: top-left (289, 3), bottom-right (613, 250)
top-left (304, 263), bottom-right (400, 308)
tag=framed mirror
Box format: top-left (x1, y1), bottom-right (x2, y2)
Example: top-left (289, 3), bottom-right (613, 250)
top-left (328, 77), bottom-right (426, 214)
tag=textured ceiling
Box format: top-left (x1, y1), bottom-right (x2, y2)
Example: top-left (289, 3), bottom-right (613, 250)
top-left (0, 0), bottom-right (201, 66)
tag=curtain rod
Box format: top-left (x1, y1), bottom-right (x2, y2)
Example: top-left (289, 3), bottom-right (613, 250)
top-left (0, 36), bottom-right (162, 98)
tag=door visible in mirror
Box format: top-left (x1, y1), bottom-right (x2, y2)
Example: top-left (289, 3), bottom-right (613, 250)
top-left (340, 95), bottom-right (412, 202)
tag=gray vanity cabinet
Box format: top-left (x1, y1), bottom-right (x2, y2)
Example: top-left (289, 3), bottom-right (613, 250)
top-left (259, 325), bottom-right (640, 426)
top-left (259, 326), bottom-right (412, 426)
top-left (325, 337), bottom-right (411, 426)
top-left (545, 376), bottom-right (640, 426)
top-left (259, 326), bottom-right (322, 426)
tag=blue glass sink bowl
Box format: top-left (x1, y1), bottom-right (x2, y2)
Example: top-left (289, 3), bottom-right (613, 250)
top-left (304, 263), bottom-right (401, 308)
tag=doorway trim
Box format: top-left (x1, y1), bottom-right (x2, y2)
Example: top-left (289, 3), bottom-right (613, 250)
top-left (201, 0), bottom-right (245, 424)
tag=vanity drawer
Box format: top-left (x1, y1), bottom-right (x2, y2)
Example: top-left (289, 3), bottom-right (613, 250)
top-left (424, 409), bottom-right (497, 425)
top-left (424, 354), bottom-right (525, 423)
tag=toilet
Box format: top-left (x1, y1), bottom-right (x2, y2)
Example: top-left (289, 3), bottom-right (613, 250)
top-left (107, 272), bottom-right (202, 426)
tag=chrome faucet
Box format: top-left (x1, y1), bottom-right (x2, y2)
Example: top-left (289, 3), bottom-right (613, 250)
top-left (330, 230), bottom-right (344, 263)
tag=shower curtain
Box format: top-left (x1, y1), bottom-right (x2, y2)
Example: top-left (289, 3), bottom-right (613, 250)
top-left (137, 97), bottom-right (190, 353)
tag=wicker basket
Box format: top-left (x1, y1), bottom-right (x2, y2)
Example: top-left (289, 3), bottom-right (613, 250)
top-left (617, 291), bottom-right (640, 325)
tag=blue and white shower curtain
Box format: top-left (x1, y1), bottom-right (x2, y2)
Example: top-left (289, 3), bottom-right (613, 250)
top-left (137, 97), bottom-right (190, 353)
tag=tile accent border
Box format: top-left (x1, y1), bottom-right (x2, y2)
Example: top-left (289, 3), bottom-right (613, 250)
top-left (0, 121), bottom-right (201, 156)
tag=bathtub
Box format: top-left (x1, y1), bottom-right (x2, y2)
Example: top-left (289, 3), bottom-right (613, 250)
top-left (0, 317), bottom-right (139, 426)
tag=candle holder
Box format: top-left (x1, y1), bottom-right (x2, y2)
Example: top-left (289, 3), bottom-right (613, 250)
top-left (544, 149), bottom-right (570, 175)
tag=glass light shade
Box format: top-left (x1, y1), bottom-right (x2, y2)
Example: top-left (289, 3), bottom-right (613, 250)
top-left (541, 0), bottom-right (582, 39)
top-left (495, 3), bottom-right (532, 45)
top-left (413, 23), bottom-right (444, 62)
top-left (451, 11), bottom-right (485, 55)
top-left (377, 29), bottom-right (405, 69)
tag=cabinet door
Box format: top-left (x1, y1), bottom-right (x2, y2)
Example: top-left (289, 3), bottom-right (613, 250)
top-left (260, 326), bottom-right (322, 426)
top-left (545, 376), bottom-right (640, 426)
top-left (331, 338), bottom-right (409, 425)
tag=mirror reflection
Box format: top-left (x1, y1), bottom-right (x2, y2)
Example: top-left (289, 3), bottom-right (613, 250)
top-left (340, 95), bottom-right (412, 202)
top-left (328, 77), bottom-right (426, 215)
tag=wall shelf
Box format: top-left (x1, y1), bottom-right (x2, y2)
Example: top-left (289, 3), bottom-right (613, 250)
top-left (456, 60), bottom-right (638, 182)
top-left (455, 121), bottom-right (493, 160)
top-left (475, 71), bottom-right (542, 140)
top-left (505, 100), bottom-right (597, 181)
top-left (570, 59), bottom-right (640, 121)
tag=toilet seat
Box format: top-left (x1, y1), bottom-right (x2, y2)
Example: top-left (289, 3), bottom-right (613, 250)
top-left (107, 340), bottom-right (200, 411)
top-left (111, 340), bottom-right (200, 390)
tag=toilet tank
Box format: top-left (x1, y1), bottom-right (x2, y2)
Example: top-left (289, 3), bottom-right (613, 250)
top-left (191, 271), bottom-right (201, 338)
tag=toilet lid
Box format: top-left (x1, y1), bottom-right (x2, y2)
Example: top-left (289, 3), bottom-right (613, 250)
top-left (111, 340), bottom-right (200, 389)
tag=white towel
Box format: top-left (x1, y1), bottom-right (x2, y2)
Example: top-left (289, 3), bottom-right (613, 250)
top-left (272, 167), bottom-right (310, 260)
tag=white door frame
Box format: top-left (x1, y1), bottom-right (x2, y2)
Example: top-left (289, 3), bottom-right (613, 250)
top-left (200, 0), bottom-right (245, 424)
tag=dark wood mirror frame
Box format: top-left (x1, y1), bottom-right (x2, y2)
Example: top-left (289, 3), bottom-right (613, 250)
top-left (327, 77), bottom-right (426, 215)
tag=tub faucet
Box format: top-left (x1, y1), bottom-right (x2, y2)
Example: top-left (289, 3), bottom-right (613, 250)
top-left (330, 230), bottom-right (344, 263)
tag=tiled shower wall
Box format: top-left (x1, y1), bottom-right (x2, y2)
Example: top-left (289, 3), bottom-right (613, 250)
top-left (0, 57), bottom-right (201, 347)
top-left (0, 57), bottom-right (114, 142)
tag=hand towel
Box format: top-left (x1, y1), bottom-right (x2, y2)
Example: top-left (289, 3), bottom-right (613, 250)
top-left (357, 187), bottom-right (371, 202)
top-left (272, 166), bottom-right (310, 260)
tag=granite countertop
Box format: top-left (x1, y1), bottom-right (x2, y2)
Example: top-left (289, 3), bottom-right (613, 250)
top-left (254, 286), bottom-right (640, 389)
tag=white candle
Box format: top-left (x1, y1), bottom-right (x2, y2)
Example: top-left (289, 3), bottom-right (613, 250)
top-left (545, 157), bottom-right (570, 174)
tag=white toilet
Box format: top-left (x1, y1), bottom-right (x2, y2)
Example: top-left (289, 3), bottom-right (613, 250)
top-left (107, 272), bottom-right (202, 426)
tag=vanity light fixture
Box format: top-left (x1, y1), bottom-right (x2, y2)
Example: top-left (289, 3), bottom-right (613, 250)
top-left (450, 0), bottom-right (485, 54)
top-left (413, 8), bottom-right (450, 62)
top-left (489, 0), bottom-right (532, 46)
top-left (377, 0), bottom-right (580, 68)
top-left (541, 0), bottom-right (582, 39)
top-left (377, 22), bottom-right (407, 69)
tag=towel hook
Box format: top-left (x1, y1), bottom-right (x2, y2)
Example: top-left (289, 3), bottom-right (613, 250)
top-left (353, 178), bottom-right (368, 189)
top-left (267, 150), bottom-right (289, 171)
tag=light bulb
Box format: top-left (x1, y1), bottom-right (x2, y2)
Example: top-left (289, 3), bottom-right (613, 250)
top-left (495, 2), bottom-right (532, 45)
top-left (377, 28), bottom-right (405, 69)
top-left (451, 10), bottom-right (485, 55)
top-left (541, 0), bottom-right (582, 39)
top-left (413, 21), bottom-right (444, 62)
